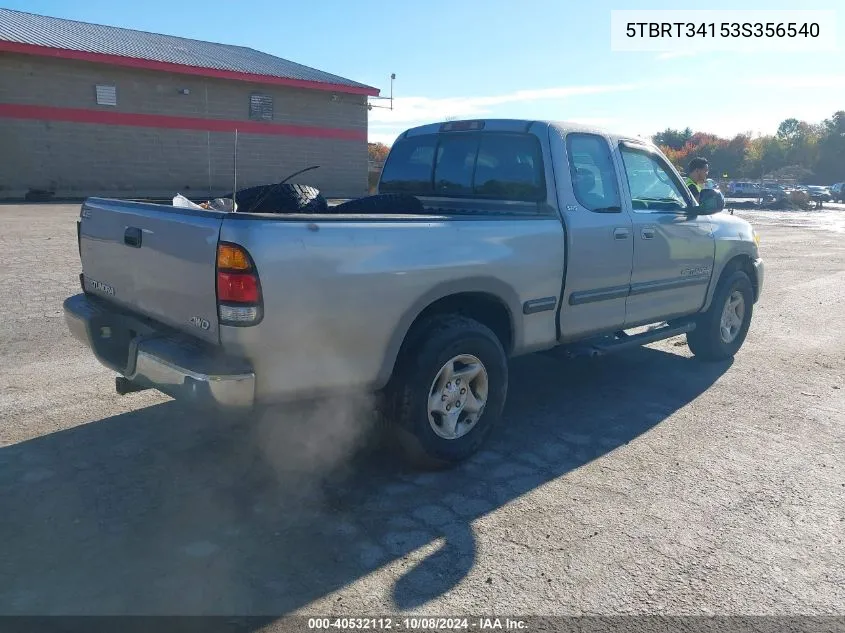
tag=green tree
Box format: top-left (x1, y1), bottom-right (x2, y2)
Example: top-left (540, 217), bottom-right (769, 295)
top-left (769, 165), bottom-right (815, 182)
top-left (712, 134), bottom-right (750, 180)
top-left (653, 127), bottom-right (693, 150)
top-left (742, 135), bottom-right (787, 179)
top-left (654, 111), bottom-right (845, 183)
top-left (776, 118), bottom-right (801, 142)
top-left (814, 111), bottom-right (845, 183)
top-left (773, 118), bottom-right (822, 172)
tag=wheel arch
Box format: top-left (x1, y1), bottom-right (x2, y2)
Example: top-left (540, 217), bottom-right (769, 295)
top-left (375, 279), bottom-right (520, 390)
top-left (702, 252), bottom-right (759, 313)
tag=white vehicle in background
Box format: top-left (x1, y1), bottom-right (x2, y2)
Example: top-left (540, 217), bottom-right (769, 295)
top-left (831, 183), bottom-right (845, 203)
top-left (705, 178), bottom-right (720, 191)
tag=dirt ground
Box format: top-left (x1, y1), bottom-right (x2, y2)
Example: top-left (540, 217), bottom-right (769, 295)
top-left (0, 203), bottom-right (842, 625)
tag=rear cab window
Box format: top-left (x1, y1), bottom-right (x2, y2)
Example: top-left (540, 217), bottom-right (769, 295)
top-left (379, 131), bottom-right (546, 203)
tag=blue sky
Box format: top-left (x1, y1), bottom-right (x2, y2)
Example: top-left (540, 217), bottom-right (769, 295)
top-left (4, 0), bottom-right (843, 145)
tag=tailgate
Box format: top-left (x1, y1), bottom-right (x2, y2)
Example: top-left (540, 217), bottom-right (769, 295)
top-left (78, 198), bottom-right (224, 344)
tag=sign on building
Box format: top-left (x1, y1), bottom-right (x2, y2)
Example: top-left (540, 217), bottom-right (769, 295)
top-left (249, 93), bottom-right (274, 121)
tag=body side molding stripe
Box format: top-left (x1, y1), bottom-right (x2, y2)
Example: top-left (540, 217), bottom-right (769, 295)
top-left (568, 285), bottom-right (630, 306)
top-left (523, 297), bottom-right (557, 314)
top-left (628, 274), bottom-right (711, 296)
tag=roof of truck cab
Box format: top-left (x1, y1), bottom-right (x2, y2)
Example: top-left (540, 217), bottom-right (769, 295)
top-left (399, 118), bottom-right (649, 144)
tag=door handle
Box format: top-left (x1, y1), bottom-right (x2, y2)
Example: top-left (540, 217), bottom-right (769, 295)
top-left (641, 228), bottom-right (655, 240)
top-left (124, 226), bottom-right (142, 248)
top-left (613, 228), bottom-right (629, 240)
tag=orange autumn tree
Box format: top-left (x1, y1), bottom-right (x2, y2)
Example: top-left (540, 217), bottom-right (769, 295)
top-left (655, 130), bottom-right (749, 180)
top-left (367, 142), bottom-right (391, 193)
top-left (368, 142), bottom-right (390, 164)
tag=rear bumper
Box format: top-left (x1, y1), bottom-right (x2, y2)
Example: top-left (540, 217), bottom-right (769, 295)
top-left (752, 257), bottom-right (764, 303)
top-left (63, 293), bottom-right (255, 410)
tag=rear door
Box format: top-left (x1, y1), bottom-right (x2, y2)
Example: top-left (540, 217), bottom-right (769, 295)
top-left (79, 198), bottom-right (224, 343)
top-left (555, 131), bottom-right (633, 341)
top-left (615, 141), bottom-right (715, 327)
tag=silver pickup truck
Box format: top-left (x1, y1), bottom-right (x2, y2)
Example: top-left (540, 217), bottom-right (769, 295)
top-left (64, 118), bottom-right (764, 468)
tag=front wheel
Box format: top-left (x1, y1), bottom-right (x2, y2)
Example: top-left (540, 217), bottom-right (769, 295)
top-left (687, 270), bottom-right (754, 361)
top-left (384, 315), bottom-right (508, 469)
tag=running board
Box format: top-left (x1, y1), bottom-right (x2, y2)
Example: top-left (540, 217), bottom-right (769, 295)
top-left (557, 321), bottom-right (696, 359)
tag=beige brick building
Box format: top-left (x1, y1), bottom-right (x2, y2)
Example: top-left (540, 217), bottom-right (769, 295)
top-left (0, 8), bottom-right (378, 200)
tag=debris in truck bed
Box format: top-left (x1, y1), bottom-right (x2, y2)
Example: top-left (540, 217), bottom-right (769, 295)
top-left (172, 193), bottom-right (236, 211)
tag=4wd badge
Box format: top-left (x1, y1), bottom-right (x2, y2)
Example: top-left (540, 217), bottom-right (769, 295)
top-left (190, 316), bottom-right (211, 331)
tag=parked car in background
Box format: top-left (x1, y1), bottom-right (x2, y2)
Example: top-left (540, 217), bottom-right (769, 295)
top-left (829, 182), bottom-right (844, 202)
top-left (705, 178), bottom-right (720, 191)
top-left (727, 182), bottom-right (762, 198)
top-left (807, 186), bottom-right (832, 203)
top-left (760, 184), bottom-right (789, 199)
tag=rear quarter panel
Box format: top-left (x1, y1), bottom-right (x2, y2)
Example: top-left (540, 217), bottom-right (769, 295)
top-left (218, 214), bottom-right (565, 402)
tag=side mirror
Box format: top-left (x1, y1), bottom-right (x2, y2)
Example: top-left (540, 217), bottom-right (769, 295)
top-left (694, 188), bottom-right (725, 214)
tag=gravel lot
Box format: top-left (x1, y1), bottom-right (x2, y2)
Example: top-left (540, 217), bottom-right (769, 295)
top-left (0, 203), bottom-right (843, 624)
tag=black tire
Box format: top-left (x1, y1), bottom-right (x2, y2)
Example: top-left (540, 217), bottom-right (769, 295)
top-left (331, 193), bottom-right (424, 214)
top-left (687, 269), bottom-right (754, 361)
top-left (384, 315), bottom-right (508, 469)
top-left (226, 183), bottom-right (329, 214)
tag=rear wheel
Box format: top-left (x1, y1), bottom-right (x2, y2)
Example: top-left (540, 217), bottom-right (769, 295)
top-left (687, 270), bottom-right (754, 361)
top-left (384, 315), bottom-right (508, 469)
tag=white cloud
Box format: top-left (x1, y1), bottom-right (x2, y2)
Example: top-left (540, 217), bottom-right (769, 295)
top-left (367, 82), bottom-right (643, 145)
top-left (368, 130), bottom-right (403, 146)
top-left (365, 73), bottom-right (844, 145)
top-left (368, 83), bottom-right (640, 127)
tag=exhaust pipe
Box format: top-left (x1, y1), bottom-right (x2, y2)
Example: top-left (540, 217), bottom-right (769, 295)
top-left (115, 376), bottom-right (149, 395)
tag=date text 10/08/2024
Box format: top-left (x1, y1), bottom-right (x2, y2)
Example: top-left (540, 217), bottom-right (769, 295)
top-left (625, 22), bottom-right (821, 38)
top-left (307, 617), bottom-right (528, 630)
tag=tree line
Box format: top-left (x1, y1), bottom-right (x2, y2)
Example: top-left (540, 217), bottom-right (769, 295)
top-left (653, 111), bottom-right (845, 184)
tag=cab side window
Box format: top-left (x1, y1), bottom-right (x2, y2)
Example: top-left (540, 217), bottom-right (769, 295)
top-left (619, 145), bottom-right (690, 213)
top-left (565, 133), bottom-right (621, 212)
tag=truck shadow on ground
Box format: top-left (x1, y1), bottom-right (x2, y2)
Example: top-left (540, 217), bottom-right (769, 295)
top-left (0, 345), bottom-right (731, 623)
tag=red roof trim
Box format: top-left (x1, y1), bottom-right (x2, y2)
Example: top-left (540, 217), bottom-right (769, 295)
top-left (0, 102), bottom-right (368, 141)
top-left (0, 40), bottom-right (381, 96)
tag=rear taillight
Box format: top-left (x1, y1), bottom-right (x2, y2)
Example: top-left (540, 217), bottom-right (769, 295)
top-left (217, 272), bottom-right (259, 303)
top-left (216, 242), bottom-right (262, 326)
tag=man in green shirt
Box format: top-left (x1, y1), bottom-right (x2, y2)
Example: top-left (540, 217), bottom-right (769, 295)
top-left (685, 157), bottom-right (709, 203)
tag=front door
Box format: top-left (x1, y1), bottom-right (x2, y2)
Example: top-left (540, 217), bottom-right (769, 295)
top-left (556, 131), bottom-right (633, 342)
top-left (615, 142), bottom-right (716, 327)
